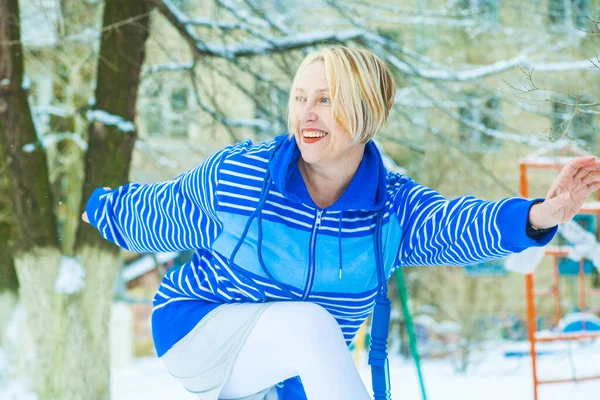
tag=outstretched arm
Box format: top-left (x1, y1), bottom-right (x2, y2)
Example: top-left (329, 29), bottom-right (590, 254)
top-left (82, 149), bottom-right (226, 252)
top-left (388, 174), bottom-right (557, 268)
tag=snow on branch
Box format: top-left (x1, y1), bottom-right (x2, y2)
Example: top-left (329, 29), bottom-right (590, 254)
top-left (87, 110), bottom-right (136, 133)
top-left (32, 105), bottom-right (73, 118)
top-left (156, 0), bottom-right (597, 82)
top-left (144, 62), bottom-right (195, 75)
top-left (385, 50), bottom-right (599, 81)
top-left (22, 132), bottom-right (88, 153)
top-left (406, 77), bottom-right (577, 150)
top-left (238, 0), bottom-right (291, 35)
top-left (153, 0), bottom-right (379, 59)
top-left (344, 0), bottom-right (472, 18)
top-left (214, 0), bottom-right (270, 29)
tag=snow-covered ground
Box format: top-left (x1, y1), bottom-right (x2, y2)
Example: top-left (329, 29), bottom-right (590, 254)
top-left (110, 339), bottom-right (600, 399)
top-left (2, 340), bottom-right (599, 399)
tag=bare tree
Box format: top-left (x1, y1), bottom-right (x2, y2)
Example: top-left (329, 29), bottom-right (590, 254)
top-left (0, 0), bottom-right (149, 398)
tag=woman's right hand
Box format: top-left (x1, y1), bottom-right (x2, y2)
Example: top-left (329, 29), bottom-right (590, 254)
top-left (81, 187), bottom-right (111, 224)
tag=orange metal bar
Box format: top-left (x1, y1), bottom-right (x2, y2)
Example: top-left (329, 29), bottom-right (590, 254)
top-left (519, 163), bottom-right (529, 198)
top-left (525, 274), bottom-right (539, 400)
top-left (522, 163), bottom-right (565, 170)
top-left (579, 259), bottom-right (587, 331)
top-left (521, 157), bottom-right (600, 399)
top-left (580, 204), bottom-right (600, 214)
top-left (552, 258), bottom-right (561, 326)
top-left (538, 375), bottom-right (600, 385)
top-left (534, 332), bottom-right (600, 342)
top-left (521, 163), bottom-right (540, 400)
top-left (544, 247), bottom-right (570, 256)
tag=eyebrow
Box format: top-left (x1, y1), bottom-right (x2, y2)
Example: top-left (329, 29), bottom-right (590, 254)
top-left (295, 88), bottom-right (330, 93)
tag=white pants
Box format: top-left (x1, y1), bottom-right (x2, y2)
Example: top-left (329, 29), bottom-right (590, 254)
top-left (219, 302), bottom-right (371, 400)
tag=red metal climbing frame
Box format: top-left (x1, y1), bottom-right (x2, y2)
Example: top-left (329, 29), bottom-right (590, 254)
top-left (519, 150), bottom-right (600, 400)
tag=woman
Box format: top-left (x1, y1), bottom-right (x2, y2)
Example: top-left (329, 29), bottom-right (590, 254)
top-left (83, 46), bottom-right (600, 400)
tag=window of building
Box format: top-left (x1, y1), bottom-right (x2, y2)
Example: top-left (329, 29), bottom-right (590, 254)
top-left (142, 83), bottom-right (190, 138)
top-left (455, 0), bottom-right (501, 25)
top-left (548, 0), bottom-right (590, 29)
top-left (458, 94), bottom-right (503, 153)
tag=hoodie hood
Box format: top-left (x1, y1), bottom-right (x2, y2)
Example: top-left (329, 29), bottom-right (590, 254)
top-left (269, 134), bottom-right (388, 211)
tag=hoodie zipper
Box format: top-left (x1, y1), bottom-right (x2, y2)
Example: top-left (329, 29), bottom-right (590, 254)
top-left (302, 209), bottom-right (323, 300)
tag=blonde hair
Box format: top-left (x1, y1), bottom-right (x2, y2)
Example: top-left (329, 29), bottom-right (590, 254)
top-left (287, 46), bottom-right (396, 143)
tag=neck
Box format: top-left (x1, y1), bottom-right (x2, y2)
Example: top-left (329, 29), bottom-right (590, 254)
top-left (298, 150), bottom-right (364, 209)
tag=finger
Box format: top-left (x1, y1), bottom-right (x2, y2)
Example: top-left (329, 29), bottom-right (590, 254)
top-left (578, 160), bottom-right (600, 173)
top-left (562, 156), bottom-right (598, 177)
top-left (586, 181), bottom-right (600, 194)
top-left (103, 187), bottom-right (111, 190)
top-left (582, 171), bottom-right (600, 185)
top-left (573, 167), bottom-right (586, 181)
top-left (81, 212), bottom-right (89, 223)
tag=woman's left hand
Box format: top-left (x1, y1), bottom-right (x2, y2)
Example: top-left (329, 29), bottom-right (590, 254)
top-left (528, 156), bottom-right (600, 229)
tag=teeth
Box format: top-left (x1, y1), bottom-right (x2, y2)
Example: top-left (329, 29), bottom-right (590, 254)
top-left (303, 130), bottom-right (328, 138)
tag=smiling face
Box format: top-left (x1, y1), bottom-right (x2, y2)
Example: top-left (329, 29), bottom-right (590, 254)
top-left (289, 61), bottom-right (365, 167)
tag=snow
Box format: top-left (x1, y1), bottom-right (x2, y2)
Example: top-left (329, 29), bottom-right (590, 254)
top-left (42, 133), bottom-right (88, 151)
top-left (1, 339), bottom-right (599, 399)
top-left (21, 132), bottom-right (88, 153)
top-left (215, 0), bottom-right (270, 29)
top-left (384, 50), bottom-right (598, 82)
top-left (19, 0), bottom-right (59, 48)
top-left (21, 77), bottom-right (31, 91)
top-left (21, 144), bottom-right (36, 153)
top-left (0, 347), bottom-right (7, 380)
top-left (505, 245), bottom-right (546, 274)
top-left (54, 256), bottom-right (85, 295)
top-left (145, 62), bottom-right (194, 74)
top-left (32, 105), bottom-right (70, 118)
top-left (558, 221), bottom-right (600, 270)
top-left (87, 110), bottom-right (136, 133)
top-left (116, 340), bottom-right (600, 400)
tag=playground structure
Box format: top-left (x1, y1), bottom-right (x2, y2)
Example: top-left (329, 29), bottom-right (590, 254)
top-left (519, 146), bottom-right (600, 400)
top-left (351, 144), bottom-right (600, 400)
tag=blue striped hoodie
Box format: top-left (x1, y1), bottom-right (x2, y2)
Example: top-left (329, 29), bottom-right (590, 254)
top-left (85, 134), bottom-right (556, 357)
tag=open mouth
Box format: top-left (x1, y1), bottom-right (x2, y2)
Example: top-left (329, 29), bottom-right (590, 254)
top-left (302, 129), bottom-right (328, 144)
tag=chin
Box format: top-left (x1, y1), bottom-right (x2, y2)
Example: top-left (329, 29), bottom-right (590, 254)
top-left (298, 145), bottom-right (328, 165)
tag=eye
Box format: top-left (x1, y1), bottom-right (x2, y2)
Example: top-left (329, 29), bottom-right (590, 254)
top-left (320, 96), bottom-right (331, 104)
top-left (295, 95), bottom-right (306, 102)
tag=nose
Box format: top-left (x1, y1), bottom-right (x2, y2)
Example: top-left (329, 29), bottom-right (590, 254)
top-left (299, 103), bottom-right (318, 124)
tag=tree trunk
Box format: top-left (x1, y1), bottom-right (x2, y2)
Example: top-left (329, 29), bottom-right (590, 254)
top-left (70, 0), bottom-right (150, 397)
top-left (0, 0), bottom-right (62, 395)
top-left (0, 192), bottom-right (18, 350)
top-left (0, 0), bottom-right (150, 398)
top-left (0, 144), bottom-right (18, 348)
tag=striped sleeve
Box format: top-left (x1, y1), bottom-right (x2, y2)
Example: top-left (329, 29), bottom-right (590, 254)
top-left (388, 173), bottom-right (556, 267)
top-left (84, 148), bottom-right (227, 252)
